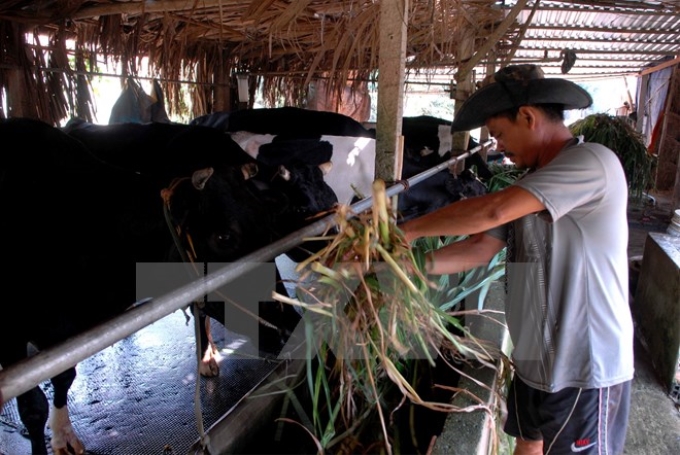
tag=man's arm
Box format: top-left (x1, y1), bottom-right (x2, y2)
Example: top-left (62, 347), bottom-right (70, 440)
top-left (401, 185), bottom-right (544, 243)
top-left (425, 233), bottom-right (506, 275)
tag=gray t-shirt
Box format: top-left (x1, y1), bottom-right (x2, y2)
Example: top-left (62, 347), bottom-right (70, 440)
top-left (487, 139), bottom-right (634, 392)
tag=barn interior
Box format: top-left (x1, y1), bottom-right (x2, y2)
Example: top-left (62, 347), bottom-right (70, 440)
top-left (1, 1), bottom-right (680, 454)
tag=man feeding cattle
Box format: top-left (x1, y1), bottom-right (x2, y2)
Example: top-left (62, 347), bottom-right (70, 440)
top-left (400, 65), bottom-right (633, 455)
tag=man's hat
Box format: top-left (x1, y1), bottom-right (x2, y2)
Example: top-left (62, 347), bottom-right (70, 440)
top-left (451, 64), bottom-right (593, 132)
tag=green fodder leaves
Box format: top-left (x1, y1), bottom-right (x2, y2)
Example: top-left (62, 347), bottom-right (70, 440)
top-left (569, 113), bottom-right (655, 200)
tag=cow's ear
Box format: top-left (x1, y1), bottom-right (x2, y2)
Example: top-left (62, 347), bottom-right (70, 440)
top-left (241, 163), bottom-right (258, 180)
top-left (192, 167), bottom-right (214, 190)
top-left (318, 161), bottom-right (333, 175)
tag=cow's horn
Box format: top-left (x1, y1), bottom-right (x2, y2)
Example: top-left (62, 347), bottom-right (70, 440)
top-left (241, 163), bottom-right (258, 180)
top-left (319, 161), bottom-right (333, 175)
top-left (192, 167), bottom-right (214, 190)
top-left (279, 165), bottom-right (291, 181)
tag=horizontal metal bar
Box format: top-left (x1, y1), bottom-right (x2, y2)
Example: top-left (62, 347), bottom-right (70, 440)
top-left (0, 142), bottom-right (490, 403)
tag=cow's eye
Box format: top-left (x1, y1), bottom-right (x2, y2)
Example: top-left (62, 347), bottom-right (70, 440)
top-left (215, 233), bottom-right (231, 245)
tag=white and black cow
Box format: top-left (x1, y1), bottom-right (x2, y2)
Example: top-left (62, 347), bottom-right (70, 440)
top-left (1, 118), bottom-right (337, 454)
top-left (191, 109), bottom-right (489, 222)
top-left (191, 107), bottom-right (377, 206)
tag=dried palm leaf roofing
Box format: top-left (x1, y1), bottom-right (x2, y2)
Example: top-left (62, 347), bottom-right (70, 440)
top-left (1, 0), bottom-right (679, 123)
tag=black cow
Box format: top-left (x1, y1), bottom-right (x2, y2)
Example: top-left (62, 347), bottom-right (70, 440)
top-left (401, 115), bottom-right (493, 179)
top-left (402, 115), bottom-right (455, 165)
top-left (63, 119), bottom-right (338, 258)
top-left (63, 120), bottom-right (339, 370)
top-left (1, 118), bottom-right (335, 453)
top-left (191, 106), bottom-right (374, 138)
top-left (394, 115), bottom-right (489, 221)
top-left (397, 164), bottom-right (488, 222)
top-left (1, 118), bottom-right (168, 454)
top-left (62, 119), bottom-right (253, 180)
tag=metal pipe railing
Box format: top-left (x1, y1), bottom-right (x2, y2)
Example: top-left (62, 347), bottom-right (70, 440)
top-left (0, 141), bottom-right (491, 403)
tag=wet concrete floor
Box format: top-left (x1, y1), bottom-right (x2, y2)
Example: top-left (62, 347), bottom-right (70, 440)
top-left (1, 308), bottom-right (284, 455)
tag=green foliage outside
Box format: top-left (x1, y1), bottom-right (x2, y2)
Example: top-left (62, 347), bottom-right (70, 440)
top-left (569, 113), bottom-right (656, 200)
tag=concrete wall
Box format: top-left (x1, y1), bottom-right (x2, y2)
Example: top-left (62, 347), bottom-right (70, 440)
top-left (433, 281), bottom-right (512, 455)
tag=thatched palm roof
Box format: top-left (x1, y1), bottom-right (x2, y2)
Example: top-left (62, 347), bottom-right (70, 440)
top-left (1, 1), bottom-right (678, 124)
top-left (0, 1), bottom-right (507, 123)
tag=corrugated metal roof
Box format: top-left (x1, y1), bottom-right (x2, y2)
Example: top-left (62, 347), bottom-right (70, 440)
top-left (496, 0), bottom-right (680, 80)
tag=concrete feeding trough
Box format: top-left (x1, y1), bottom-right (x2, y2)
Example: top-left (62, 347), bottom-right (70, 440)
top-left (632, 231), bottom-right (680, 400)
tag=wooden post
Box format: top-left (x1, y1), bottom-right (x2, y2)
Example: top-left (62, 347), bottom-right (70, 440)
top-left (478, 53), bottom-right (498, 162)
top-left (451, 35), bottom-right (475, 175)
top-left (375, 0), bottom-right (408, 184)
top-left (6, 68), bottom-right (34, 118)
top-left (450, 0), bottom-right (528, 173)
top-left (636, 73), bottom-right (648, 135)
top-left (214, 51), bottom-right (231, 112)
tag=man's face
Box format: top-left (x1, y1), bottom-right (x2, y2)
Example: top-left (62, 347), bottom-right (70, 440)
top-left (485, 110), bottom-right (538, 170)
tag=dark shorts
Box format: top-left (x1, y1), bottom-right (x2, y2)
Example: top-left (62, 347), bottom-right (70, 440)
top-left (503, 375), bottom-right (631, 455)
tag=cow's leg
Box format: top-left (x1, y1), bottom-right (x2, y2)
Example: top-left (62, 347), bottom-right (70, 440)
top-left (211, 265), bottom-right (301, 355)
top-left (195, 305), bottom-right (219, 377)
top-left (17, 386), bottom-right (49, 454)
top-left (0, 338), bottom-right (49, 454)
top-left (195, 264), bottom-right (302, 370)
top-left (258, 267), bottom-right (302, 354)
top-left (48, 367), bottom-right (85, 455)
top-left (204, 317), bottom-right (220, 358)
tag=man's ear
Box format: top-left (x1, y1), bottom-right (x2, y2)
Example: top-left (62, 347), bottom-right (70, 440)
top-left (518, 106), bottom-right (537, 128)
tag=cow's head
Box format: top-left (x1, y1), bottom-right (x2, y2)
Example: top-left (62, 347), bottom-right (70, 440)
top-left (164, 160), bottom-right (337, 264)
top-left (445, 169), bottom-right (488, 200)
top-left (246, 160), bottom-right (338, 262)
top-left (164, 163), bottom-right (281, 263)
top-left (271, 161), bottom-right (337, 220)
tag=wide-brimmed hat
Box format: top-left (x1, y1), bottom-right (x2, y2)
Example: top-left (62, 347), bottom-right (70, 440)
top-left (451, 64), bottom-right (593, 132)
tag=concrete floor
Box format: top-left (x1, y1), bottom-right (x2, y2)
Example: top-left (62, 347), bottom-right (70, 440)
top-left (0, 310), bottom-right (286, 455)
top-left (623, 191), bottom-right (680, 455)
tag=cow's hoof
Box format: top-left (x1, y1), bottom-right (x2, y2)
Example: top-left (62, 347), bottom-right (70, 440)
top-left (199, 357), bottom-right (220, 377)
top-left (51, 430), bottom-right (85, 455)
top-left (49, 406), bottom-right (86, 455)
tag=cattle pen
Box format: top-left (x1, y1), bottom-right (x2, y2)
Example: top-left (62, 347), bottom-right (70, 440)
top-left (0, 143), bottom-right (492, 454)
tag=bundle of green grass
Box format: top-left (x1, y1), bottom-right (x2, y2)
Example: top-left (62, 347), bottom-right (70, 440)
top-left (569, 113), bottom-right (655, 200)
top-left (273, 180), bottom-right (501, 454)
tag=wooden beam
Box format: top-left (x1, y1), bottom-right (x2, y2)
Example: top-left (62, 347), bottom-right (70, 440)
top-left (519, 37), bottom-right (680, 46)
top-left (510, 47), bottom-right (679, 56)
top-left (502, 3), bottom-right (674, 14)
top-left (71, 0), bottom-right (229, 20)
top-left (502, 0), bottom-right (540, 66)
top-left (525, 25), bottom-right (680, 35)
top-left (458, 0), bottom-right (530, 77)
top-left (639, 56), bottom-right (680, 76)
